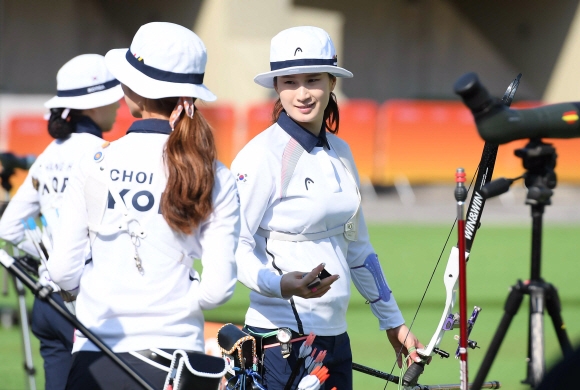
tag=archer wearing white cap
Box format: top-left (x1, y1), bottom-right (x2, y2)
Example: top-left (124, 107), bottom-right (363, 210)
top-left (232, 26), bottom-right (425, 389)
top-left (47, 22), bottom-right (239, 389)
top-left (0, 53), bottom-right (122, 390)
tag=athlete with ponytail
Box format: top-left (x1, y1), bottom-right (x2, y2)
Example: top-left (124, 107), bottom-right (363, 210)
top-left (0, 53), bottom-right (122, 390)
top-left (47, 22), bottom-right (239, 389)
top-left (231, 26), bottom-right (424, 390)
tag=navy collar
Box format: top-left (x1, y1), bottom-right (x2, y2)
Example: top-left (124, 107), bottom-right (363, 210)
top-left (126, 119), bottom-right (172, 135)
top-left (277, 111), bottom-right (329, 153)
top-left (75, 116), bottom-right (103, 138)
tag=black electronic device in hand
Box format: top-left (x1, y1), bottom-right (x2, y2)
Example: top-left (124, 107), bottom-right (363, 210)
top-left (306, 268), bottom-right (331, 289)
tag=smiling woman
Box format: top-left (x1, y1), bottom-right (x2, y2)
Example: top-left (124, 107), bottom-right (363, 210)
top-left (230, 26), bottom-right (426, 390)
top-left (273, 73), bottom-right (336, 135)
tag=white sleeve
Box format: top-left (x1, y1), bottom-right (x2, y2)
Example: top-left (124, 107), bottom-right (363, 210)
top-left (348, 210), bottom-right (405, 330)
top-left (47, 160), bottom-right (90, 292)
top-left (196, 165), bottom-right (240, 310)
top-left (341, 146), bottom-right (405, 330)
top-left (0, 163), bottom-right (41, 256)
top-left (230, 150), bottom-right (284, 298)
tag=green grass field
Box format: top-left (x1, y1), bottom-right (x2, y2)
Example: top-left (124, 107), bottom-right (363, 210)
top-left (0, 223), bottom-right (578, 390)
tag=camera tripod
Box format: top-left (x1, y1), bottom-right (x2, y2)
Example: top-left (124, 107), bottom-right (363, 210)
top-left (471, 138), bottom-right (574, 389)
top-left (0, 197), bottom-right (37, 390)
top-left (2, 256), bottom-right (37, 390)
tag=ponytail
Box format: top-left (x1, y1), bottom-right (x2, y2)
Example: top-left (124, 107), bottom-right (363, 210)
top-left (271, 74), bottom-right (340, 134)
top-left (47, 108), bottom-right (82, 139)
top-left (161, 103), bottom-right (216, 234)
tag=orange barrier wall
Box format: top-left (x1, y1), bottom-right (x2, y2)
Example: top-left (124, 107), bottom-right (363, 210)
top-left (246, 101), bottom-right (275, 143)
top-left (374, 100), bottom-right (580, 185)
top-left (4, 116), bottom-right (52, 194)
top-left (199, 105), bottom-right (237, 168)
top-left (374, 100), bottom-right (484, 184)
top-left (6, 115), bottom-right (52, 156)
top-left (4, 99), bottom-right (580, 192)
top-left (336, 100), bottom-right (378, 181)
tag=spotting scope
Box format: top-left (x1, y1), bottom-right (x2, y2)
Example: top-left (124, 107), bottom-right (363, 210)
top-left (454, 73), bottom-right (580, 144)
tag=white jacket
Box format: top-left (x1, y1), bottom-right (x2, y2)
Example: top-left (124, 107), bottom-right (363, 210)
top-left (47, 119), bottom-right (240, 353)
top-left (0, 119), bottom-right (105, 286)
top-left (231, 112), bottom-right (404, 336)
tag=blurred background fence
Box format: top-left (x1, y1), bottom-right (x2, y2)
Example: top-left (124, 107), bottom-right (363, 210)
top-left (4, 98), bottom-right (580, 195)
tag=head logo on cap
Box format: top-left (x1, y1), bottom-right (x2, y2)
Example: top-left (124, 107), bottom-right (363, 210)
top-left (294, 47), bottom-right (302, 56)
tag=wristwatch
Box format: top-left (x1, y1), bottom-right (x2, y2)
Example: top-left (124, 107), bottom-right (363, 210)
top-left (277, 327), bottom-right (292, 358)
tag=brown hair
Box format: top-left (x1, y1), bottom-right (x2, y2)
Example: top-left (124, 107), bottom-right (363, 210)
top-left (148, 97), bottom-right (216, 234)
top-left (271, 74), bottom-right (340, 134)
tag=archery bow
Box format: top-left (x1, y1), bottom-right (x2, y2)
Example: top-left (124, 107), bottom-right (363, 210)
top-left (388, 73), bottom-right (522, 388)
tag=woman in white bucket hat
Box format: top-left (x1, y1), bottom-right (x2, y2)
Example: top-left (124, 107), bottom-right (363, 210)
top-left (47, 22), bottom-right (239, 389)
top-left (0, 53), bottom-right (123, 390)
top-left (232, 26), bottom-right (425, 389)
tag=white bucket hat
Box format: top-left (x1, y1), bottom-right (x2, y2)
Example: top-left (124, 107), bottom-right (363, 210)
top-left (254, 26), bottom-right (353, 89)
top-left (104, 22), bottom-right (216, 102)
top-left (44, 54), bottom-right (124, 110)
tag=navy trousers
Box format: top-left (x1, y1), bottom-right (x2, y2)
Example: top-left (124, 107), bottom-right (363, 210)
top-left (31, 293), bottom-right (75, 390)
top-left (246, 326), bottom-right (353, 390)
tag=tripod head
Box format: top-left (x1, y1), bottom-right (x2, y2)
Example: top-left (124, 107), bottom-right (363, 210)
top-left (480, 138), bottom-right (557, 208)
top-left (516, 139), bottom-right (557, 207)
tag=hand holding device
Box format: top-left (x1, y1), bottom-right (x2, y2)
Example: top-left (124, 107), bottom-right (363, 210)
top-left (281, 263), bottom-right (339, 299)
top-left (306, 268), bottom-right (331, 289)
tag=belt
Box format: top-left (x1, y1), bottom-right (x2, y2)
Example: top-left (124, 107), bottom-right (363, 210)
top-left (129, 349), bottom-right (175, 372)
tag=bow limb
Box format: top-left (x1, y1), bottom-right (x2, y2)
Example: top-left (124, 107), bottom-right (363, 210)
top-left (417, 247), bottom-right (468, 358)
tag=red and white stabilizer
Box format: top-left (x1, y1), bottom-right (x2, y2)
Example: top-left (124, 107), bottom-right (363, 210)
top-left (455, 168), bottom-right (469, 390)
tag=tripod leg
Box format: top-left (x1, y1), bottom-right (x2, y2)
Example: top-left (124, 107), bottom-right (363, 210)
top-left (545, 283), bottom-right (574, 358)
top-left (14, 277), bottom-right (37, 390)
top-left (2, 267), bottom-right (8, 295)
top-left (526, 284), bottom-right (545, 388)
top-left (472, 281), bottom-right (525, 390)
